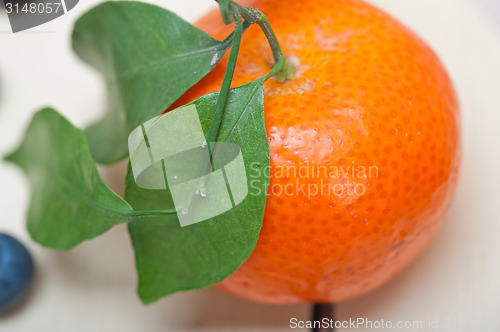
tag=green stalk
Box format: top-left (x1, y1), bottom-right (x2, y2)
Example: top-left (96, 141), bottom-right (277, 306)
top-left (184, 4), bottom-right (286, 212)
top-left (181, 14), bottom-right (245, 213)
top-left (220, 19), bottom-right (251, 49)
top-left (206, 14), bottom-right (244, 144)
top-left (230, 2), bottom-right (285, 65)
top-left (256, 12), bottom-right (284, 64)
top-left (131, 209), bottom-right (179, 218)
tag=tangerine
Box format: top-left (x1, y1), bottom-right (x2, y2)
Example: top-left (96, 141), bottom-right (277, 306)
top-left (174, 0), bottom-right (461, 304)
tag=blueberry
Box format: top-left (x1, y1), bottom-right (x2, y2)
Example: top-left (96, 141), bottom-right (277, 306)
top-left (0, 233), bottom-right (34, 310)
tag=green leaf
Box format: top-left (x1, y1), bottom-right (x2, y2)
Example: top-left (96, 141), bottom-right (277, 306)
top-left (125, 82), bottom-right (269, 304)
top-left (72, 1), bottom-right (230, 164)
top-left (216, 0), bottom-right (234, 25)
top-left (4, 108), bottom-right (133, 250)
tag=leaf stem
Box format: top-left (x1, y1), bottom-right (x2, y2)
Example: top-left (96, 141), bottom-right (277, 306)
top-left (230, 2), bottom-right (285, 65)
top-left (220, 19), bottom-right (251, 50)
top-left (256, 12), bottom-right (284, 65)
top-left (181, 14), bottom-right (245, 214)
top-left (185, 4), bottom-right (286, 210)
top-left (131, 209), bottom-right (179, 218)
top-left (207, 14), bottom-right (244, 143)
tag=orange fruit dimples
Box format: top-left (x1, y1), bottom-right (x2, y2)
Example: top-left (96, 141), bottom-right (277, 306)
top-left (175, 0), bottom-right (461, 304)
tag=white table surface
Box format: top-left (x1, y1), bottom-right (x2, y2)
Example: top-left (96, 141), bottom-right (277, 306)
top-left (1, 0), bottom-right (500, 331)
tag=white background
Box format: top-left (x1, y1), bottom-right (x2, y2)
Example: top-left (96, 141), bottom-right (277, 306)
top-left (1, 0), bottom-right (500, 331)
